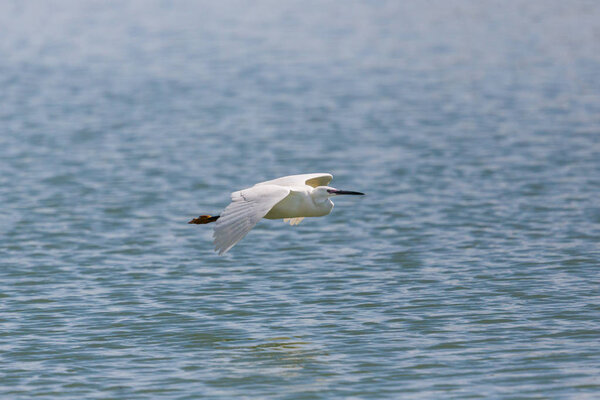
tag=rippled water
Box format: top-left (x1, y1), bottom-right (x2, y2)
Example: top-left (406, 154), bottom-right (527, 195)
top-left (2, 1), bottom-right (599, 398)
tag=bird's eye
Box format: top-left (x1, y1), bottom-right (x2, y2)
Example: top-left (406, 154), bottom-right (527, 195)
top-left (327, 189), bottom-right (335, 194)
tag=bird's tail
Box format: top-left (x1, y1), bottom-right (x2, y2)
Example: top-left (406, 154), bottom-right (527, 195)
top-left (188, 215), bottom-right (220, 224)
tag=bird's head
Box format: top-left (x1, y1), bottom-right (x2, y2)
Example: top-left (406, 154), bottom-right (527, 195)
top-left (312, 186), bottom-right (365, 202)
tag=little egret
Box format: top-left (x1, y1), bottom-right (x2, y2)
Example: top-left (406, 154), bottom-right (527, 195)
top-left (189, 173), bottom-right (364, 254)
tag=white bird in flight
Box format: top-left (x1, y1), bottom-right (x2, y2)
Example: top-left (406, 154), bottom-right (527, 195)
top-left (189, 173), bottom-right (364, 254)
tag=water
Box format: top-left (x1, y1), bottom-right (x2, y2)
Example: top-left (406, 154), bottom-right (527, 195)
top-left (1, 1), bottom-right (599, 398)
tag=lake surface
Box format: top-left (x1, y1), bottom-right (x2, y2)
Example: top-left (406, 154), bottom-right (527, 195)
top-left (1, 1), bottom-right (599, 398)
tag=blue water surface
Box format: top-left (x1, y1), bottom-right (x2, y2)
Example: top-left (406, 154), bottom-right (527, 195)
top-left (1, 1), bottom-right (599, 398)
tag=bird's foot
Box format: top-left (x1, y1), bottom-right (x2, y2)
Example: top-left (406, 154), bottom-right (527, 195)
top-left (188, 215), bottom-right (220, 224)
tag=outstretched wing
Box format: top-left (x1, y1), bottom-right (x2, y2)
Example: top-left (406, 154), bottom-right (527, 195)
top-left (256, 173), bottom-right (332, 188)
top-left (214, 185), bottom-right (290, 255)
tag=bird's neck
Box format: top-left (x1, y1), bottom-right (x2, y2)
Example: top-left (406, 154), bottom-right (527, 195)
top-left (312, 195), bottom-right (334, 212)
top-left (311, 191), bottom-right (331, 204)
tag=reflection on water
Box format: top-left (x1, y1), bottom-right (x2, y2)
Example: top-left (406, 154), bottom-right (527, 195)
top-left (235, 337), bottom-right (317, 373)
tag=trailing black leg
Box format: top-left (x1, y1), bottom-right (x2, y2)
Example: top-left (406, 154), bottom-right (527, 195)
top-left (188, 215), bottom-right (220, 224)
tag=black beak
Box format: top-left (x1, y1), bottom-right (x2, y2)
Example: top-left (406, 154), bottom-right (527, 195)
top-left (331, 190), bottom-right (365, 195)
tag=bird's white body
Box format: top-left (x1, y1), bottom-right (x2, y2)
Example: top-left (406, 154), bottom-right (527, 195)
top-left (256, 173), bottom-right (334, 219)
top-left (197, 173), bottom-right (363, 254)
top-left (264, 186), bottom-right (333, 219)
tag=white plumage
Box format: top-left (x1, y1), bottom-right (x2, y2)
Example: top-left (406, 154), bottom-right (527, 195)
top-left (189, 173), bottom-right (364, 255)
top-left (213, 184), bottom-right (290, 255)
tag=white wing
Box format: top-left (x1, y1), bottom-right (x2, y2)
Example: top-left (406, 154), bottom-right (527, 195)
top-left (255, 173), bottom-right (332, 188)
top-left (213, 185), bottom-right (290, 255)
